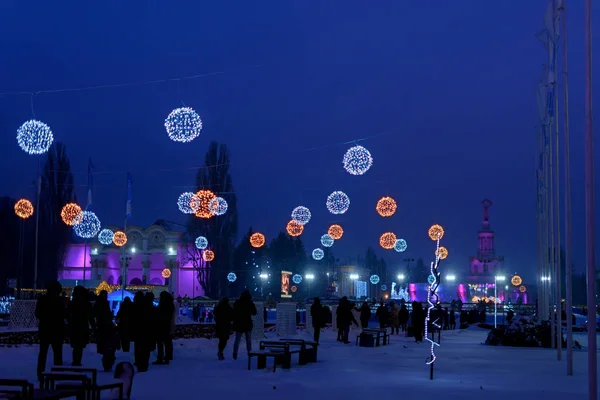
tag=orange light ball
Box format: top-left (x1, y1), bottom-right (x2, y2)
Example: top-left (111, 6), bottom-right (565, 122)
top-left (192, 190), bottom-right (216, 219)
top-left (203, 249), bottom-right (215, 262)
top-left (519, 285), bottom-right (527, 293)
top-left (286, 220), bottom-right (304, 237)
top-left (61, 203), bottom-right (82, 226)
top-left (376, 196), bottom-right (397, 217)
top-left (379, 232), bottom-right (397, 250)
top-left (14, 199), bottom-right (34, 219)
top-left (113, 231), bottom-right (128, 247)
top-left (435, 246), bottom-right (448, 260)
top-left (161, 268), bottom-right (172, 279)
top-left (328, 224), bottom-right (344, 240)
top-left (428, 224), bottom-right (444, 241)
top-left (250, 232), bottom-right (266, 248)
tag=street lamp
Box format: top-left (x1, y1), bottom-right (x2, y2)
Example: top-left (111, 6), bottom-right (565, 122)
top-left (397, 274), bottom-right (405, 281)
top-left (446, 275), bottom-right (456, 282)
top-left (494, 276), bottom-right (506, 328)
top-left (306, 273), bottom-right (315, 298)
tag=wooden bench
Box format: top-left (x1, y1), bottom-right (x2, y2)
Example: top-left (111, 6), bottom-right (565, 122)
top-left (51, 367), bottom-right (124, 400)
top-left (259, 342), bottom-right (301, 369)
top-left (278, 339), bottom-right (319, 363)
top-left (0, 378), bottom-right (85, 400)
top-left (364, 328), bottom-right (389, 346)
top-left (248, 351), bottom-right (281, 372)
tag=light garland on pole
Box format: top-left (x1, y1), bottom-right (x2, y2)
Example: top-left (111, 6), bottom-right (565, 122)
top-left (424, 224), bottom-right (444, 380)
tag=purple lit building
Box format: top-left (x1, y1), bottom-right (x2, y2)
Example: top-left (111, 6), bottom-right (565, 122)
top-left (59, 225), bottom-right (205, 298)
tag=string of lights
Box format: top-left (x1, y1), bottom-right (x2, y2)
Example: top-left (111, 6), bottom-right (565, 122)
top-left (424, 224), bottom-right (444, 380)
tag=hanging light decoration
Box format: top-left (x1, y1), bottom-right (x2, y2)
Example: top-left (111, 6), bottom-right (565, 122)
top-left (435, 246), bottom-right (448, 260)
top-left (342, 145), bottom-right (373, 176)
top-left (291, 206), bottom-right (311, 225)
top-left (192, 190), bottom-right (216, 219)
top-left (428, 224), bottom-right (445, 241)
top-left (113, 231), bottom-right (128, 247)
top-left (327, 224), bottom-right (343, 240)
top-left (14, 199), bottom-right (34, 219)
top-left (203, 249), bottom-right (215, 262)
top-left (321, 234), bottom-right (334, 247)
top-left (292, 274), bottom-right (303, 284)
top-left (161, 268), bottom-right (172, 279)
top-left (394, 238), bottom-right (408, 252)
top-left (286, 220), bottom-right (304, 237)
top-left (227, 272), bottom-right (237, 282)
top-left (250, 232), bottom-right (266, 248)
top-left (379, 232), bottom-right (397, 250)
top-left (73, 211), bottom-right (101, 239)
top-left (60, 203), bottom-right (82, 226)
top-left (370, 275), bottom-right (380, 285)
top-left (312, 248), bottom-right (324, 261)
top-left (164, 107), bottom-right (203, 143)
top-left (97, 229), bottom-right (114, 245)
top-left (177, 192), bottom-right (199, 214)
top-left (195, 236), bottom-right (208, 250)
top-left (326, 191), bottom-right (350, 215)
top-left (376, 196), bottom-right (397, 217)
top-left (16, 120), bottom-right (54, 155)
top-left (208, 197), bottom-right (228, 216)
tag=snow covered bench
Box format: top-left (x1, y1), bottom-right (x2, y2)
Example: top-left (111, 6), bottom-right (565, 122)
top-left (51, 366), bottom-right (124, 400)
top-left (357, 328), bottom-right (389, 347)
top-left (0, 378), bottom-right (85, 399)
top-left (248, 351), bottom-right (281, 372)
top-left (259, 341), bottom-right (302, 369)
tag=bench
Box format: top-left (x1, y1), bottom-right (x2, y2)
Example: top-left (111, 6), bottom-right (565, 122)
top-left (248, 351), bottom-right (281, 372)
top-left (259, 342), bottom-right (301, 369)
top-left (0, 378), bottom-right (85, 400)
top-left (41, 373), bottom-right (90, 400)
top-left (278, 339), bottom-right (319, 363)
top-left (51, 367), bottom-right (124, 400)
top-left (365, 328), bottom-right (389, 346)
top-left (357, 329), bottom-right (389, 347)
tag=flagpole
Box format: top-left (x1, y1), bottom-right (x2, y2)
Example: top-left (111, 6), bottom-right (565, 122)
top-left (33, 156), bottom-right (41, 294)
top-left (558, 0), bottom-right (573, 375)
top-left (583, 0), bottom-right (597, 398)
top-left (122, 173), bottom-right (130, 302)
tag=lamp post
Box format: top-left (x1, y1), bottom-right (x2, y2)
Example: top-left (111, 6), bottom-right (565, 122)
top-left (494, 276), bottom-right (506, 328)
top-left (446, 275), bottom-right (456, 282)
top-left (259, 273), bottom-right (268, 298)
top-left (350, 274), bottom-right (358, 298)
top-left (306, 273), bottom-right (315, 298)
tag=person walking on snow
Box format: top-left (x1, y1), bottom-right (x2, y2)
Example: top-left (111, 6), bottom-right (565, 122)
top-left (232, 290), bottom-right (257, 360)
top-left (214, 297), bottom-right (233, 360)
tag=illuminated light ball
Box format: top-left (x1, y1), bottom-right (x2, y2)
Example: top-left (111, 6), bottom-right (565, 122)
top-left (427, 275), bottom-right (436, 285)
top-left (511, 275), bottom-right (522, 286)
top-left (250, 232), bottom-right (266, 248)
top-left (203, 249), bottom-right (215, 262)
top-left (379, 232), bottom-right (397, 250)
top-left (208, 197), bottom-right (228, 216)
top-left (286, 220), bottom-right (304, 237)
top-left (327, 224), bottom-right (343, 240)
top-left (61, 203), bottom-right (82, 226)
top-left (16, 120), bottom-right (54, 155)
top-left (161, 268), bottom-right (172, 279)
top-left (97, 229), bottom-right (114, 245)
top-left (376, 196), bottom-right (397, 217)
top-left (195, 236), bottom-right (208, 250)
top-left (428, 224), bottom-right (445, 241)
top-left (370, 275), bottom-right (380, 285)
top-left (381, 284), bottom-right (387, 291)
top-left (192, 190), bottom-right (216, 219)
top-left (227, 272), bottom-right (237, 283)
top-left (435, 246), bottom-right (448, 260)
top-left (326, 191), bottom-right (350, 215)
top-left (292, 274), bottom-right (302, 284)
top-left (177, 192), bottom-right (199, 214)
top-left (312, 248), bottom-right (324, 261)
top-left (291, 206), bottom-right (311, 225)
top-left (394, 238), bottom-right (408, 253)
top-left (519, 285), bottom-right (527, 293)
top-left (291, 285), bottom-right (297, 293)
top-left (113, 231), bottom-right (128, 247)
top-left (14, 199), bottom-right (34, 219)
top-left (73, 211), bottom-right (101, 239)
top-left (164, 107), bottom-right (203, 143)
top-left (321, 234), bottom-right (334, 248)
top-left (342, 145), bottom-right (373, 176)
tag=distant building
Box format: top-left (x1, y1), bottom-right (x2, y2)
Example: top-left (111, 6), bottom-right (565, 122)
top-left (59, 225), bottom-right (205, 298)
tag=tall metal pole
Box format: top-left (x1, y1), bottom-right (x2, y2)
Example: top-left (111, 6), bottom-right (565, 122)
top-left (494, 276), bottom-right (498, 328)
top-left (548, 79), bottom-right (556, 349)
top-left (583, 1), bottom-right (597, 398)
top-left (559, 0), bottom-right (573, 376)
top-left (33, 156), bottom-right (41, 293)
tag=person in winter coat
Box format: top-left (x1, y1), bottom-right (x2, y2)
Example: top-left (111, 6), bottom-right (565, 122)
top-left (336, 297), bottom-right (358, 344)
top-left (390, 303), bottom-right (400, 334)
top-left (116, 297), bottom-right (132, 352)
top-left (67, 285), bottom-right (95, 366)
top-left (359, 302), bottom-right (371, 329)
top-left (131, 291), bottom-right (152, 372)
top-left (36, 281), bottom-right (65, 381)
top-left (214, 297), bottom-right (233, 360)
top-left (310, 297), bottom-right (325, 343)
top-left (231, 290), bottom-right (257, 359)
top-left (336, 300), bottom-right (343, 342)
top-left (94, 290), bottom-right (119, 371)
top-left (153, 291), bottom-right (175, 365)
top-left (449, 309), bottom-right (456, 329)
top-left (399, 304), bottom-right (409, 332)
top-left (411, 301), bottom-right (425, 343)
top-left (375, 303), bottom-right (388, 330)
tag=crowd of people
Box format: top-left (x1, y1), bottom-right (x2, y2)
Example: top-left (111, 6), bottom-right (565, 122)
top-left (35, 280), bottom-right (176, 382)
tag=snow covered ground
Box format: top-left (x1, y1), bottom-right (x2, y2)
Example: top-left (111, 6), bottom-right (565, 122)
top-left (0, 326), bottom-right (597, 399)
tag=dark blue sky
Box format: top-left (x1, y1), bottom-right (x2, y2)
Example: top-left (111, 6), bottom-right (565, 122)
top-left (1, 1), bottom-right (599, 283)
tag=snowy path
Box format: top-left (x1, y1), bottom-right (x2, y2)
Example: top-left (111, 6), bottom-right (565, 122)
top-left (0, 327), bottom-right (595, 399)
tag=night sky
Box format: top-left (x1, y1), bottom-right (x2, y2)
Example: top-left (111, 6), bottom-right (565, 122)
top-left (1, 1), bottom-right (599, 283)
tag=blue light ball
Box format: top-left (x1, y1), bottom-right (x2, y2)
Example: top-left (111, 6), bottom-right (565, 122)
top-left (370, 275), bottom-right (380, 285)
top-left (320, 234), bottom-right (334, 247)
top-left (343, 145), bottom-right (373, 176)
top-left (427, 275), bottom-right (436, 285)
top-left (381, 284), bottom-right (387, 291)
top-left (394, 239), bottom-right (407, 252)
top-left (177, 192), bottom-right (198, 214)
top-left (227, 272), bottom-right (237, 282)
top-left (165, 107), bottom-right (203, 143)
top-left (195, 236), bottom-right (208, 250)
top-left (292, 274), bottom-right (302, 284)
top-left (17, 120), bottom-right (54, 155)
top-left (73, 211), bottom-right (101, 239)
top-left (326, 191), bottom-right (350, 215)
top-left (209, 197), bottom-right (228, 216)
top-left (98, 229), bottom-right (114, 245)
top-left (291, 206), bottom-right (311, 225)
top-left (312, 248), bottom-right (324, 261)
